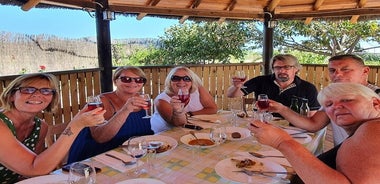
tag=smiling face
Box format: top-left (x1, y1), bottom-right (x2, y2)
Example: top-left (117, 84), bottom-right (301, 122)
top-left (12, 79), bottom-right (54, 113)
top-left (115, 70), bottom-right (144, 95)
top-left (328, 58), bottom-right (369, 84)
top-left (170, 69), bottom-right (192, 95)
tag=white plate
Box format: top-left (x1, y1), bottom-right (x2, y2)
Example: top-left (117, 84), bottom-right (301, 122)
top-left (190, 114), bottom-right (222, 122)
top-left (215, 156), bottom-right (287, 184)
top-left (180, 133), bottom-right (216, 148)
top-left (16, 174), bottom-right (68, 184)
top-left (116, 178), bottom-right (166, 184)
top-left (284, 129), bottom-right (312, 144)
top-left (122, 135), bottom-right (177, 155)
top-left (225, 126), bottom-right (251, 141)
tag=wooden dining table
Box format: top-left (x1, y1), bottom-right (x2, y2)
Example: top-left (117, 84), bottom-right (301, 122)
top-left (49, 113), bottom-right (322, 184)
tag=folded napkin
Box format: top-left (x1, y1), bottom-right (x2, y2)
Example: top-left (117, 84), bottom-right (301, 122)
top-left (235, 151), bottom-right (291, 167)
top-left (93, 150), bottom-right (142, 173)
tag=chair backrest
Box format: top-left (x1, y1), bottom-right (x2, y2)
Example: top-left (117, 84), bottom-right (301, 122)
top-left (242, 97), bottom-right (256, 116)
top-left (306, 127), bottom-right (327, 156)
top-left (45, 122), bottom-right (69, 167)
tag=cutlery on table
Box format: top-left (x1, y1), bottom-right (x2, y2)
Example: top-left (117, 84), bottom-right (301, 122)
top-left (234, 169), bottom-right (291, 183)
top-left (105, 153), bottom-right (136, 165)
top-left (249, 152), bottom-right (285, 158)
top-left (289, 130), bottom-right (308, 136)
top-left (291, 136), bottom-right (308, 139)
top-left (187, 117), bottom-right (214, 123)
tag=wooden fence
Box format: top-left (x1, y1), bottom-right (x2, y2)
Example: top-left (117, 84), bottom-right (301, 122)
top-left (1, 63), bottom-right (380, 144)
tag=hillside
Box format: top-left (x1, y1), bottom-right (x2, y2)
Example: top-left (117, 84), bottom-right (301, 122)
top-left (0, 32), bottom-right (157, 76)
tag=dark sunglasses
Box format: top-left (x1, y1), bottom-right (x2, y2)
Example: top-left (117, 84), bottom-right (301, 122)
top-left (15, 87), bottom-right (56, 95)
top-left (118, 76), bottom-right (147, 84)
top-left (171, 75), bottom-right (192, 82)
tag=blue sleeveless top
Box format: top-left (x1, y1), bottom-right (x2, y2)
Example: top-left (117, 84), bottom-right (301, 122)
top-left (0, 113), bottom-right (42, 184)
top-left (67, 110), bottom-right (153, 164)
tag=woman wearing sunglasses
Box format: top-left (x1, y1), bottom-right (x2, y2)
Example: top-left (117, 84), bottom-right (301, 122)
top-left (0, 73), bottom-right (105, 183)
top-left (151, 66), bottom-right (217, 133)
top-left (67, 66), bottom-right (154, 163)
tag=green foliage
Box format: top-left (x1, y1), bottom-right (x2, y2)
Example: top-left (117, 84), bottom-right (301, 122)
top-left (274, 20), bottom-right (380, 56)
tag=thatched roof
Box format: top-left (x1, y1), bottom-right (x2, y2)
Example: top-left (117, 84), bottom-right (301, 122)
top-left (2, 0), bottom-right (380, 24)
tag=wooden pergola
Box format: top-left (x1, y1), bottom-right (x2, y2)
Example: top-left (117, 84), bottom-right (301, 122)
top-left (2, 0), bottom-right (380, 92)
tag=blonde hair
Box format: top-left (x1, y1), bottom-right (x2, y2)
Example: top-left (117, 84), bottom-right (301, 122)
top-left (318, 83), bottom-right (378, 106)
top-left (113, 66), bottom-right (147, 84)
top-left (164, 66), bottom-right (202, 96)
top-left (0, 73), bottom-right (60, 112)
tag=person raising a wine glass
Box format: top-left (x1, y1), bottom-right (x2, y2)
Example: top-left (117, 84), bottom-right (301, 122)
top-left (67, 66), bottom-right (154, 164)
top-left (151, 66), bottom-right (217, 134)
top-left (226, 54), bottom-right (320, 117)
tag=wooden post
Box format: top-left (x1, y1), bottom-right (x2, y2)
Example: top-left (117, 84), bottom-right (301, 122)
top-left (262, 11), bottom-right (274, 75)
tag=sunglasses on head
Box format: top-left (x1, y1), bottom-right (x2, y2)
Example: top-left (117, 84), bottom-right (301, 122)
top-left (15, 87), bottom-right (56, 95)
top-left (118, 76), bottom-right (147, 84)
top-left (171, 75), bottom-right (192, 82)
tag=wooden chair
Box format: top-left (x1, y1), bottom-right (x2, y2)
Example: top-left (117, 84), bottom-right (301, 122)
top-left (242, 97), bottom-right (256, 116)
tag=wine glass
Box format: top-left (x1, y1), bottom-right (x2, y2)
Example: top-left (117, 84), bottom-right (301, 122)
top-left (209, 125), bottom-right (227, 146)
top-left (257, 94), bottom-right (270, 122)
top-left (233, 70), bottom-right (247, 88)
top-left (140, 93), bottom-right (151, 119)
top-left (68, 161), bottom-right (96, 184)
top-left (229, 97), bottom-right (242, 127)
top-left (178, 88), bottom-right (190, 104)
top-left (126, 136), bottom-right (148, 176)
top-left (86, 95), bottom-right (103, 111)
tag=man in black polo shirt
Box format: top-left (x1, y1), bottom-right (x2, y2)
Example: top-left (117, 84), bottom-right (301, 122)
top-left (227, 54), bottom-right (320, 117)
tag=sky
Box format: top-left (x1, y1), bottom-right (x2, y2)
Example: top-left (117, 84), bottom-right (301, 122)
top-left (0, 5), bottom-right (179, 39)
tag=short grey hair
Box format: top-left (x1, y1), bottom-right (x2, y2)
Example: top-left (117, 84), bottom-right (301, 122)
top-left (270, 54), bottom-right (302, 73)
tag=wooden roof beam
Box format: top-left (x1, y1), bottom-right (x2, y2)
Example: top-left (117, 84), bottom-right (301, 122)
top-left (268, 0), bottom-right (281, 12)
top-left (304, 0), bottom-right (325, 24)
top-left (22, 0), bottom-right (42, 11)
top-left (218, 0), bottom-right (237, 23)
top-left (136, 0), bottom-right (161, 20)
top-left (179, 0), bottom-right (202, 24)
top-left (276, 8), bottom-right (380, 19)
top-left (350, 0), bottom-right (367, 23)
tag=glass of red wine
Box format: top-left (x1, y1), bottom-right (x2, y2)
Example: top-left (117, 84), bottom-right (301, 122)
top-left (178, 88), bottom-right (190, 104)
top-left (87, 95), bottom-right (103, 111)
top-left (233, 70), bottom-right (247, 88)
top-left (140, 93), bottom-right (152, 119)
top-left (257, 94), bottom-right (271, 122)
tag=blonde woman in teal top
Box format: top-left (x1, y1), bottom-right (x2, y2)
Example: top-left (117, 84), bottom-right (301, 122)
top-left (0, 73), bottom-right (105, 183)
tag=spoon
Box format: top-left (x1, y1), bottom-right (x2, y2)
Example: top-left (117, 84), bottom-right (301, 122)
top-left (189, 131), bottom-right (199, 140)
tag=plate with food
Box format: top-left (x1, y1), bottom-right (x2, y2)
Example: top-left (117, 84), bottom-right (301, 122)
top-left (215, 156), bottom-right (287, 184)
top-left (180, 132), bottom-right (216, 148)
top-left (225, 126), bottom-right (251, 141)
top-left (122, 135), bottom-right (177, 155)
top-left (16, 174), bottom-right (68, 184)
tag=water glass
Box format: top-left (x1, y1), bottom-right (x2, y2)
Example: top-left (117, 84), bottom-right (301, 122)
top-left (68, 161), bottom-right (96, 184)
top-left (126, 136), bottom-right (148, 176)
top-left (209, 125), bottom-right (227, 146)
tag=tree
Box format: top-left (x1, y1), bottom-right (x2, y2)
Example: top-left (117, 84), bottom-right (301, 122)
top-left (144, 21), bottom-right (256, 65)
top-left (273, 20), bottom-right (380, 56)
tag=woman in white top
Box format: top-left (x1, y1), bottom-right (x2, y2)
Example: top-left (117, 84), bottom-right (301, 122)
top-left (151, 66), bottom-right (217, 133)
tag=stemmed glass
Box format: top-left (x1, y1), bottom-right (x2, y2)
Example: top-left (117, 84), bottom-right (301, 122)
top-left (68, 161), bottom-right (96, 184)
top-left (233, 70), bottom-right (247, 88)
top-left (256, 94), bottom-right (271, 122)
top-left (140, 93), bottom-right (151, 119)
top-left (86, 95), bottom-right (103, 111)
top-left (178, 88), bottom-right (190, 104)
top-left (209, 125), bottom-right (227, 146)
top-left (126, 136), bottom-right (148, 176)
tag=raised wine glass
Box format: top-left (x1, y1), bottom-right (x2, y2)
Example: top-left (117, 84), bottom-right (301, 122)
top-left (140, 93), bottom-right (151, 119)
top-left (126, 136), bottom-right (148, 176)
top-left (86, 95), bottom-right (103, 111)
top-left (178, 88), bottom-right (190, 104)
top-left (233, 70), bottom-right (247, 88)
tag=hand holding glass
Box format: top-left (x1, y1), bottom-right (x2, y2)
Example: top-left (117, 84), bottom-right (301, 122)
top-left (140, 93), bottom-right (151, 118)
top-left (87, 96), bottom-right (103, 111)
top-left (178, 88), bottom-right (190, 103)
top-left (257, 94), bottom-right (269, 112)
top-left (233, 71), bottom-right (247, 88)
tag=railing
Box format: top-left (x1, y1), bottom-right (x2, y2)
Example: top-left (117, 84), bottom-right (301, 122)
top-left (2, 63), bottom-right (380, 144)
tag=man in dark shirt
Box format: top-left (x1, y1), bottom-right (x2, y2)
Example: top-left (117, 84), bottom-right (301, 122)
top-left (227, 54), bottom-right (320, 116)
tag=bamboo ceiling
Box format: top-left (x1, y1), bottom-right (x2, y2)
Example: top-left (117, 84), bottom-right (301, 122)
top-left (2, 0), bottom-right (380, 23)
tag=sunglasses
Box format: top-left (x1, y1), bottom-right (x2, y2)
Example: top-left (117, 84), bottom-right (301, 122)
top-left (171, 75), bottom-right (192, 82)
top-left (15, 87), bottom-right (56, 95)
top-left (118, 76), bottom-right (147, 84)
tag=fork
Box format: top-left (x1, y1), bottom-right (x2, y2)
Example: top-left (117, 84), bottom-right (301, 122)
top-left (235, 169), bottom-right (291, 183)
top-left (249, 152), bottom-right (285, 158)
top-left (105, 153), bottom-right (136, 165)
